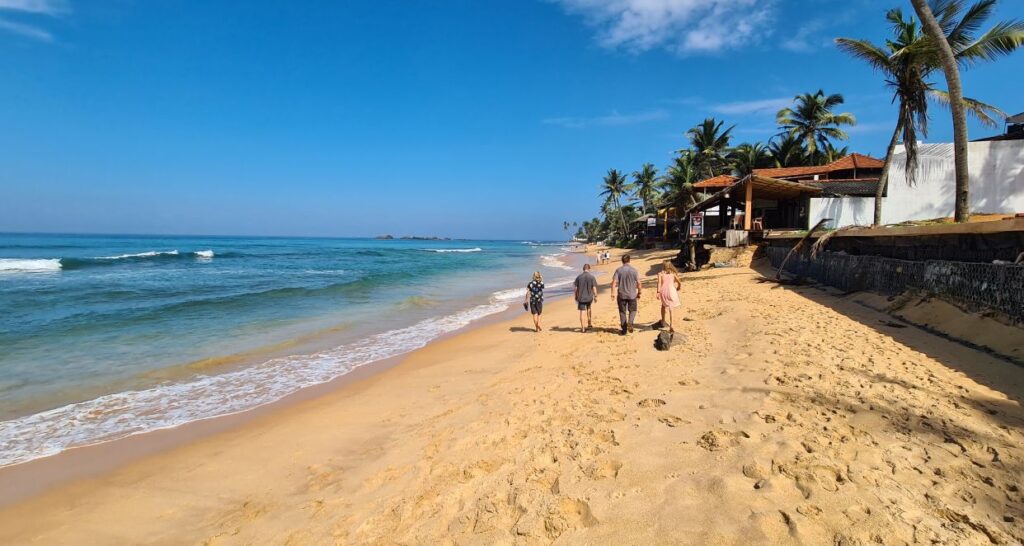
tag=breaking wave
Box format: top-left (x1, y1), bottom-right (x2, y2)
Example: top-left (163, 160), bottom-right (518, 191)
top-left (0, 258), bottom-right (62, 273)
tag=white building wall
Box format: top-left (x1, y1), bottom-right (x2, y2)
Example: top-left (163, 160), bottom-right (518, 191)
top-left (884, 141), bottom-right (1024, 224)
top-left (809, 197), bottom-right (875, 228)
top-left (813, 141), bottom-right (1024, 228)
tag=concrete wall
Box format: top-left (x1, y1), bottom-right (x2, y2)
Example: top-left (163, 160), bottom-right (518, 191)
top-left (810, 196), bottom-right (875, 229)
top-left (885, 141), bottom-right (1024, 223)
top-left (817, 141), bottom-right (1024, 228)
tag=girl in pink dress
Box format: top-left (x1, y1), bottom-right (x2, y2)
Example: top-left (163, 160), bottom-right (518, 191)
top-left (657, 261), bottom-right (682, 332)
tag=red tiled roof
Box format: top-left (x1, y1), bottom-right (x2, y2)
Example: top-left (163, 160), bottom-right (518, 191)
top-left (827, 153), bottom-right (884, 170)
top-left (753, 153), bottom-right (884, 179)
top-left (753, 164), bottom-right (831, 179)
top-left (693, 174), bottom-right (737, 188)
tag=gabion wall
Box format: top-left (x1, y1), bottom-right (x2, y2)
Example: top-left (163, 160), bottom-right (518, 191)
top-left (767, 246), bottom-right (1024, 324)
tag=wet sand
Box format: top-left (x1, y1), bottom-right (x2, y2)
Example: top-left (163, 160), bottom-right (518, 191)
top-left (1, 250), bottom-right (1022, 544)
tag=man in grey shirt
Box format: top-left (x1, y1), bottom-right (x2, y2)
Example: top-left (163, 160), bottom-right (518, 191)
top-left (611, 254), bottom-right (641, 335)
top-left (573, 263), bottom-right (598, 333)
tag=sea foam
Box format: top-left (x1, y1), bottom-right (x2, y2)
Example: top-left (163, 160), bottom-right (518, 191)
top-left (420, 248), bottom-right (483, 253)
top-left (0, 258), bottom-right (62, 273)
top-left (99, 250), bottom-right (180, 260)
top-left (0, 299), bottom-right (513, 468)
top-left (195, 250), bottom-right (215, 258)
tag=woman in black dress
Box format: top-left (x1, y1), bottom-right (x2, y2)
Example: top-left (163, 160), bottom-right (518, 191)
top-left (524, 271), bottom-right (544, 332)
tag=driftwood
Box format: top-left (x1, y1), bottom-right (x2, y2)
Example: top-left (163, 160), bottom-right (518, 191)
top-left (775, 218), bottom-right (830, 281)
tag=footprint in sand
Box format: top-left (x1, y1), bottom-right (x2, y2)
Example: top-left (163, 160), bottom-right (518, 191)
top-left (658, 415), bottom-right (689, 428)
top-left (637, 398), bottom-right (666, 408)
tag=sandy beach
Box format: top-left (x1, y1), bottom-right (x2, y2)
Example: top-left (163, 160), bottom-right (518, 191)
top-left (1, 249), bottom-right (1023, 545)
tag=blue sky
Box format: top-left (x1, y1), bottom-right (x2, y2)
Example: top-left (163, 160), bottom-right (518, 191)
top-left (1, 0), bottom-right (1022, 239)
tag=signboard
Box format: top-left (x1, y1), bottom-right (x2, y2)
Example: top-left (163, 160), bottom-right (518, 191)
top-left (646, 217), bottom-right (657, 227)
top-left (689, 212), bottom-right (704, 237)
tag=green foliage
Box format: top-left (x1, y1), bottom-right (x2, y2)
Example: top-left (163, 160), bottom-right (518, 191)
top-left (776, 90), bottom-right (857, 164)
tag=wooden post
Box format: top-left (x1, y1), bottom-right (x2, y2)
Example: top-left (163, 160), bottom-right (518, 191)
top-left (743, 180), bottom-right (753, 230)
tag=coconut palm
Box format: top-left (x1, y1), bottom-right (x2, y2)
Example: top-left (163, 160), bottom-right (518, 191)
top-left (776, 90), bottom-right (857, 164)
top-left (682, 118), bottom-right (735, 179)
top-left (631, 163), bottom-right (659, 215)
top-left (729, 142), bottom-right (774, 176)
top-left (821, 143), bottom-right (850, 164)
top-left (767, 133), bottom-right (809, 168)
top-left (599, 168), bottom-right (630, 241)
top-left (836, 0), bottom-right (1021, 224)
top-left (659, 152), bottom-right (702, 210)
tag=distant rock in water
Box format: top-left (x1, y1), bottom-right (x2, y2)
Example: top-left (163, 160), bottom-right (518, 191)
top-left (399, 236), bottom-right (451, 241)
top-left (375, 234), bottom-right (395, 240)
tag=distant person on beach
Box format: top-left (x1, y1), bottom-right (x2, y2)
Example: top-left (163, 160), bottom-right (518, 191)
top-left (657, 261), bottom-right (682, 333)
top-left (611, 254), bottom-right (641, 335)
top-left (573, 263), bottom-right (598, 333)
top-left (524, 271), bottom-right (544, 332)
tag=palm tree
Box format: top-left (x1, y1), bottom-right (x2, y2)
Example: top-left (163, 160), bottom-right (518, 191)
top-left (659, 152), bottom-right (702, 210)
top-left (599, 169), bottom-right (630, 241)
top-left (767, 133), bottom-right (809, 167)
top-left (822, 143), bottom-right (850, 164)
top-left (913, 0), bottom-right (969, 222)
top-left (631, 163), bottom-right (659, 214)
top-left (683, 118), bottom-right (735, 179)
top-left (776, 90), bottom-right (857, 164)
top-left (836, 0), bottom-right (1020, 224)
top-left (729, 142), bottom-right (773, 176)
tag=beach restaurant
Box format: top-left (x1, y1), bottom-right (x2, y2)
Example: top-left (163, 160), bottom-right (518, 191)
top-left (683, 174), bottom-right (823, 246)
top-left (681, 153), bottom-right (885, 246)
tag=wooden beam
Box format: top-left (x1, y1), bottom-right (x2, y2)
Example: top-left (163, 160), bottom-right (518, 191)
top-left (743, 180), bottom-right (753, 230)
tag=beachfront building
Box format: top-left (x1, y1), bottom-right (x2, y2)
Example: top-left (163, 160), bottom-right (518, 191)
top-left (809, 138), bottom-right (1024, 228)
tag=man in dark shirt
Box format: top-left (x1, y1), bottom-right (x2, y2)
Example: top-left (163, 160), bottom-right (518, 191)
top-left (611, 254), bottom-right (641, 335)
top-left (573, 263), bottom-right (598, 333)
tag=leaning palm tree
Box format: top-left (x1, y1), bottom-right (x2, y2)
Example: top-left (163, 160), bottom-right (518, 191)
top-left (631, 163), bottom-right (659, 215)
top-left (599, 168), bottom-right (630, 242)
top-left (729, 142), bottom-right (774, 176)
top-left (776, 90), bottom-right (857, 165)
top-left (682, 118), bottom-right (735, 179)
top-left (767, 133), bottom-right (809, 167)
top-left (836, 0), bottom-right (1020, 224)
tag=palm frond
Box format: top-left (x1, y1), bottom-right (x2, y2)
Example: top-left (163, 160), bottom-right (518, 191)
top-left (929, 89), bottom-right (1006, 127)
top-left (834, 38), bottom-right (895, 73)
top-left (955, 20), bottom-right (1024, 65)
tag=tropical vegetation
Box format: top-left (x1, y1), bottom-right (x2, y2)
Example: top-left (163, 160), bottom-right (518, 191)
top-left (837, 0), bottom-right (1024, 224)
top-left (572, 0), bottom-right (1022, 243)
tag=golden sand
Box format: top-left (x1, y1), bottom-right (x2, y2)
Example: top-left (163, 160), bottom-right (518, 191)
top-left (1, 250), bottom-right (1022, 545)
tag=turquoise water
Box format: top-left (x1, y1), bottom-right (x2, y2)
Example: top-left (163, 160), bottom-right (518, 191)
top-left (0, 234), bottom-right (579, 466)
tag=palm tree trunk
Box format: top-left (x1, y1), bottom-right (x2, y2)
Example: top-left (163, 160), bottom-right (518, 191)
top-left (909, 0), bottom-right (970, 222)
top-left (616, 198), bottom-right (628, 242)
top-left (874, 120), bottom-right (903, 226)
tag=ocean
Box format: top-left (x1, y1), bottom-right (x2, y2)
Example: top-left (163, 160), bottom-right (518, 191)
top-left (0, 234), bottom-right (581, 467)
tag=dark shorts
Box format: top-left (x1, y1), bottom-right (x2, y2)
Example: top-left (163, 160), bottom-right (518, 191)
top-left (577, 301), bottom-right (592, 311)
top-left (529, 301), bottom-right (543, 315)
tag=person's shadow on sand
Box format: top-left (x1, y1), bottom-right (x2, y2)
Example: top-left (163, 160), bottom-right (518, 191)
top-left (508, 327), bottom-right (536, 333)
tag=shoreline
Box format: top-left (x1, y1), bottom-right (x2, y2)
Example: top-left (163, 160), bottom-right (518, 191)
top-left (0, 249), bottom-right (595, 506)
top-left (3, 248), bottom-right (1021, 544)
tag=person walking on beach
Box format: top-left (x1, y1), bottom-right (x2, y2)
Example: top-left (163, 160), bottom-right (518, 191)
top-left (611, 254), bottom-right (641, 335)
top-left (573, 263), bottom-right (598, 333)
top-left (524, 271), bottom-right (545, 332)
top-left (657, 260), bottom-right (682, 333)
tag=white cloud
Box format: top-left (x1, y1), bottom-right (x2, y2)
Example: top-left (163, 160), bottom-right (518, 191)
top-left (550, 0), bottom-right (776, 55)
top-left (712, 97), bottom-right (792, 116)
top-left (0, 0), bottom-right (66, 41)
top-left (781, 19), bottom-right (828, 53)
top-left (0, 17), bottom-right (51, 41)
top-left (543, 109), bottom-right (669, 129)
top-left (0, 0), bottom-right (67, 15)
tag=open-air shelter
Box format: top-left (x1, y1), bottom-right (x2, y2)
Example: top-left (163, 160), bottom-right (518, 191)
top-left (684, 174), bottom-right (822, 244)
